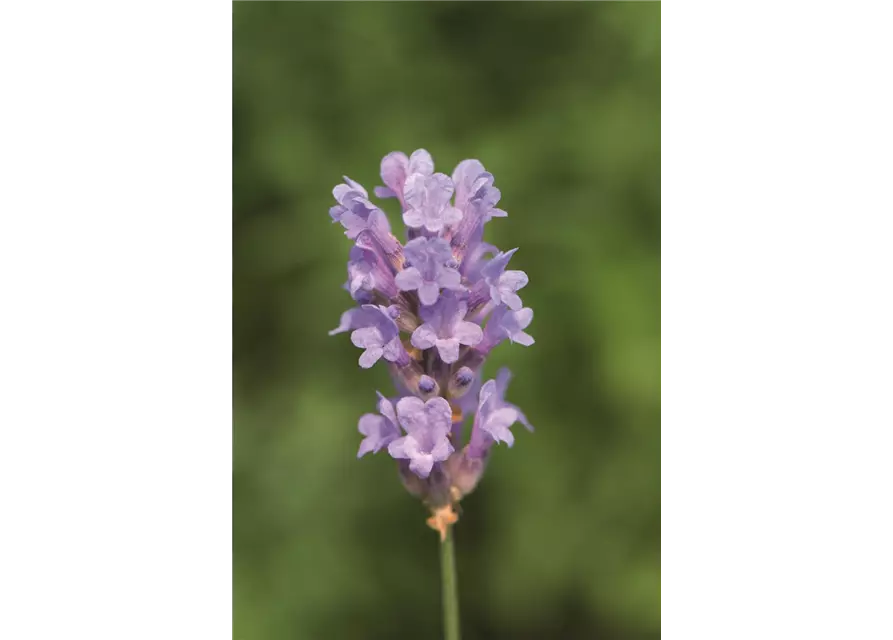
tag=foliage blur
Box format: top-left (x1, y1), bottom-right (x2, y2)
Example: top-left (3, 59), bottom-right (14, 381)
top-left (234, 3), bottom-right (659, 639)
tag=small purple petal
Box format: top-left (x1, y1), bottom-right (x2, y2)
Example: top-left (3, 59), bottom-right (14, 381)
top-left (350, 327), bottom-right (381, 349)
top-left (395, 267), bottom-right (423, 291)
top-left (359, 346), bottom-right (384, 368)
top-left (402, 208), bottom-right (424, 229)
top-left (435, 337), bottom-right (460, 363)
top-left (454, 320), bottom-right (483, 346)
top-left (374, 186), bottom-right (396, 199)
top-left (408, 149), bottom-right (434, 176)
top-left (411, 323), bottom-right (437, 350)
top-left (418, 281), bottom-right (440, 306)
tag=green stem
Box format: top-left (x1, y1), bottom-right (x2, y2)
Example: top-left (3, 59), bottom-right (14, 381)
top-left (440, 527), bottom-right (461, 640)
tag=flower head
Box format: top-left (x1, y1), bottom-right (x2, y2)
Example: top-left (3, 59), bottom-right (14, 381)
top-left (327, 149), bottom-right (536, 531)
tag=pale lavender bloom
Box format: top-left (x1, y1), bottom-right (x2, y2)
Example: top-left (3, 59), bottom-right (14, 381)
top-left (467, 368), bottom-right (533, 458)
top-left (388, 396), bottom-right (454, 478)
top-left (329, 304), bottom-right (407, 368)
top-left (411, 292), bottom-right (483, 363)
top-left (402, 173), bottom-right (463, 234)
top-left (330, 177), bottom-right (382, 239)
top-left (395, 236), bottom-right (463, 306)
top-left (460, 237), bottom-right (497, 283)
top-left (450, 161), bottom-right (507, 259)
top-left (346, 245), bottom-right (398, 302)
top-left (481, 248), bottom-right (528, 311)
top-left (478, 305), bottom-right (534, 352)
top-left (451, 159), bottom-right (486, 212)
top-left (375, 149), bottom-right (435, 207)
top-left (357, 392), bottom-right (401, 458)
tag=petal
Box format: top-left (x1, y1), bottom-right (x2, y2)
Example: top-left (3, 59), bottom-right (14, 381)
top-left (357, 413), bottom-right (382, 437)
top-left (380, 152), bottom-right (409, 191)
top-left (408, 149), bottom-right (434, 176)
top-left (436, 337), bottom-right (460, 363)
top-left (424, 397), bottom-right (454, 434)
top-left (418, 281), bottom-right (440, 306)
top-left (402, 236), bottom-right (429, 267)
top-left (396, 396), bottom-right (427, 432)
top-left (486, 423), bottom-right (516, 447)
top-left (501, 269), bottom-right (528, 292)
top-left (478, 379), bottom-right (497, 409)
top-left (512, 331), bottom-right (535, 347)
top-left (351, 327), bottom-right (381, 349)
top-left (357, 437), bottom-right (377, 458)
top-left (329, 308), bottom-right (360, 335)
top-left (377, 393), bottom-right (397, 424)
top-left (387, 436), bottom-right (410, 459)
top-left (502, 291), bottom-right (523, 311)
top-left (426, 173), bottom-right (455, 209)
top-left (431, 437), bottom-right (454, 462)
top-left (382, 336), bottom-right (405, 362)
top-left (409, 454), bottom-right (435, 479)
top-left (454, 321), bottom-right (483, 346)
top-left (423, 214), bottom-right (444, 234)
top-left (442, 206), bottom-right (463, 226)
top-left (402, 208), bottom-right (424, 229)
top-left (359, 347), bottom-right (383, 368)
top-left (375, 186), bottom-right (396, 200)
top-left (411, 323), bottom-right (438, 350)
top-left (512, 307), bottom-right (534, 331)
top-left (403, 173), bottom-right (427, 210)
top-left (395, 266), bottom-right (423, 291)
top-left (481, 248), bottom-right (517, 280)
top-left (343, 176), bottom-right (368, 198)
top-left (438, 268), bottom-right (463, 290)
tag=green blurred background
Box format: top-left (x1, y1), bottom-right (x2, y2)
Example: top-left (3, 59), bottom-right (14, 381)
top-left (234, 3), bottom-right (659, 639)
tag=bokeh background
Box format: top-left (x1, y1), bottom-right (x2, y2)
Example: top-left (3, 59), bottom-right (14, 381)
top-left (234, 3), bottom-right (659, 639)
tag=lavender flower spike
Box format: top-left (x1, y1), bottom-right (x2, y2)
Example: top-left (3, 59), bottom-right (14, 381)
top-left (328, 149), bottom-right (535, 540)
top-left (357, 392), bottom-right (401, 458)
top-left (395, 236), bottom-right (463, 306)
top-left (388, 396), bottom-right (454, 478)
top-left (411, 292), bottom-right (483, 364)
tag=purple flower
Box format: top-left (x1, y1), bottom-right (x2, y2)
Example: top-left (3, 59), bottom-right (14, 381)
top-left (481, 248), bottom-right (528, 311)
top-left (329, 304), bottom-right (407, 368)
top-left (388, 396), bottom-right (454, 478)
top-left (402, 173), bottom-right (463, 234)
top-left (357, 393), bottom-right (401, 458)
top-left (411, 292), bottom-right (483, 363)
top-left (375, 149), bottom-right (435, 207)
top-left (450, 161), bottom-right (507, 259)
top-left (346, 245), bottom-right (398, 302)
top-left (394, 237), bottom-right (462, 306)
top-left (468, 368), bottom-right (533, 458)
top-left (479, 305), bottom-right (534, 352)
top-left (330, 177), bottom-right (381, 239)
